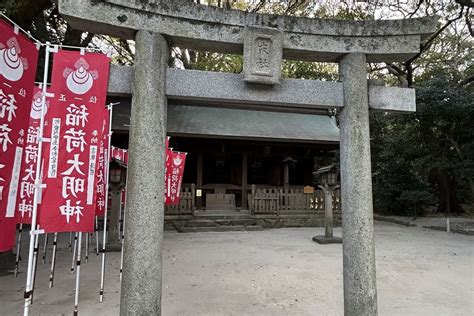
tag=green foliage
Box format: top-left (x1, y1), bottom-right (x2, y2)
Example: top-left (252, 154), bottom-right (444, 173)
top-left (371, 111), bottom-right (434, 215)
top-left (282, 60), bottom-right (337, 80)
top-left (371, 72), bottom-right (474, 215)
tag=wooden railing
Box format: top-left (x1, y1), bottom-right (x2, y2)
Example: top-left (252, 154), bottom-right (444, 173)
top-left (248, 185), bottom-right (341, 214)
top-left (165, 184), bottom-right (195, 215)
top-left (164, 184), bottom-right (341, 215)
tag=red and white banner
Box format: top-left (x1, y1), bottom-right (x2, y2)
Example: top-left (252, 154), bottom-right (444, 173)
top-left (39, 50), bottom-right (110, 233)
top-left (111, 146), bottom-right (128, 164)
top-left (0, 218), bottom-right (17, 252)
top-left (0, 19), bottom-right (39, 224)
top-left (95, 106), bottom-right (111, 217)
top-left (165, 151), bottom-right (187, 205)
top-left (163, 137), bottom-right (170, 199)
top-left (15, 86), bottom-right (48, 224)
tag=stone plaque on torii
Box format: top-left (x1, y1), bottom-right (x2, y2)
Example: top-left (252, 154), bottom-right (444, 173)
top-left (57, 0), bottom-right (437, 314)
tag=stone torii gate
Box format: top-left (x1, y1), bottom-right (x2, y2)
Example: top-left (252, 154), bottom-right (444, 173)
top-left (58, 0), bottom-right (436, 314)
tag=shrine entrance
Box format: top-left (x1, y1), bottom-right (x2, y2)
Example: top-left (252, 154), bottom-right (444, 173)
top-left (57, 1), bottom-right (436, 314)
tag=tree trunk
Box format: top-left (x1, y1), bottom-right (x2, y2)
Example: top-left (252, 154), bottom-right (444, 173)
top-left (5, 0), bottom-right (50, 29)
top-left (469, 179), bottom-right (474, 202)
top-left (429, 168), bottom-right (465, 213)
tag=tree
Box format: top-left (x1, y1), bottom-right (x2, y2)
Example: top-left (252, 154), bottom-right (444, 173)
top-left (371, 71), bottom-right (473, 215)
top-left (0, 0), bottom-right (134, 68)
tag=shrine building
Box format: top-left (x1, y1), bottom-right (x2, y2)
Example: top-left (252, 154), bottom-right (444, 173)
top-left (108, 90), bottom-right (341, 229)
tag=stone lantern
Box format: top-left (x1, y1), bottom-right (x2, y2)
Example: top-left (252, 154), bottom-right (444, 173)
top-left (312, 164), bottom-right (342, 244)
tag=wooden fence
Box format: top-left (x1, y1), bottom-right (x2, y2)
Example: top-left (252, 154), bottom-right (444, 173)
top-left (165, 184), bottom-right (195, 215)
top-left (248, 185), bottom-right (341, 214)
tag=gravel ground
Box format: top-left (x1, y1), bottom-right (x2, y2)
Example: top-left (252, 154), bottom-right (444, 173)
top-left (375, 215), bottom-right (474, 234)
top-left (0, 221), bottom-right (472, 315)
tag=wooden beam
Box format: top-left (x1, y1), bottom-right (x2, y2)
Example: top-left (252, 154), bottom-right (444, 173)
top-left (241, 152), bottom-right (248, 210)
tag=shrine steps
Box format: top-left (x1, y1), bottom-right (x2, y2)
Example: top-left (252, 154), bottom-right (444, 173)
top-left (178, 211), bottom-right (264, 232)
top-left (179, 225), bottom-right (263, 233)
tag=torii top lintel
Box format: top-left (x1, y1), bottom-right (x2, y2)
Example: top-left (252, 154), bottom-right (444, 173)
top-left (58, 0), bottom-right (437, 63)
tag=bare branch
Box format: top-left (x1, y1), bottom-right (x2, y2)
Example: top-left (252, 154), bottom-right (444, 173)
top-left (386, 64), bottom-right (409, 87)
top-left (460, 74), bottom-right (474, 86)
top-left (456, 0), bottom-right (474, 8)
top-left (405, 6), bottom-right (465, 66)
top-left (408, 0), bottom-right (425, 18)
top-left (466, 8), bottom-right (473, 36)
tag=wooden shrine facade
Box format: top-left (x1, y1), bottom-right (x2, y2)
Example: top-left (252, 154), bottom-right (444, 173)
top-left (110, 98), bottom-right (341, 227)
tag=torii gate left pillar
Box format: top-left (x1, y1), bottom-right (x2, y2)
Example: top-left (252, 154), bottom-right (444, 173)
top-left (120, 30), bottom-right (168, 315)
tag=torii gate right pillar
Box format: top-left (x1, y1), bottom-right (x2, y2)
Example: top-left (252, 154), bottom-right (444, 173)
top-left (339, 53), bottom-right (378, 315)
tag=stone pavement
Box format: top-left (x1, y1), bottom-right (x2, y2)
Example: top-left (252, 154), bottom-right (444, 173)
top-left (0, 222), bottom-right (472, 315)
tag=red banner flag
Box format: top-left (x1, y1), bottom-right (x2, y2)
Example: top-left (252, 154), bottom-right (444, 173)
top-left (165, 136), bottom-right (171, 198)
top-left (164, 148), bottom-right (172, 202)
top-left (0, 19), bottom-right (39, 224)
top-left (111, 146), bottom-right (128, 164)
top-left (165, 151), bottom-right (187, 205)
top-left (0, 218), bottom-right (17, 252)
top-left (95, 106), bottom-right (110, 217)
top-left (15, 86), bottom-right (48, 224)
top-left (39, 50), bottom-right (110, 233)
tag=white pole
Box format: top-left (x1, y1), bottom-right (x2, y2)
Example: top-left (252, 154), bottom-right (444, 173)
top-left (48, 233), bottom-right (58, 288)
top-left (95, 216), bottom-right (99, 255)
top-left (73, 232), bottom-right (82, 316)
top-left (85, 232), bottom-right (89, 263)
top-left (446, 217), bottom-right (450, 233)
top-left (41, 233), bottom-right (48, 264)
top-left (99, 104), bottom-right (113, 302)
top-left (14, 223), bottom-right (23, 277)
top-left (71, 232), bottom-right (78, 273)
top-left (119, 188), bottom-right (128, 281)
top-left (30, 233), bottom-right (40, 304)
top-left (24, 43), bottom-right (56, 315)
top-left (118, 199), bottom-right (122, 243)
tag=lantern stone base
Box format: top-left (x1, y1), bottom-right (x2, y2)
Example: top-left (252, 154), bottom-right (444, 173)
top-left (0, 251), bottom-right (15, 276)
top-left (105, 243), bottom-right (122, 252)
top-left (312, 235), bottom-right (342, 244)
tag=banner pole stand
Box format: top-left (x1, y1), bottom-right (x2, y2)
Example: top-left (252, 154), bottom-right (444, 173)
top-left (24, 43), bottom-right (56, 315)
top-left (73, 232), bottom-right (82, 316)
top-left (48, 233), bottom-right (58, 288)
top-left (95, 216), bottom-right (99, 255)
top-left (99, 103), bottom-right (113, 302)
top-left (30, 233), bottom-right (40, 304)
top-left (69, 232), bottom-right (72, 251)
top-left (41, 233), bottom-right (48, 264)
top-left (85, 233), bottom-right (89, 263)
top-left (71, 232), bottom-right (78, 273)
top-left (14, 223), bottom-right (24, 277)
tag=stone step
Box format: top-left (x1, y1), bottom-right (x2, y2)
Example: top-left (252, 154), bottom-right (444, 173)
top-left (180, 225), bottom-right (264, 233)
top-left (193, 211), bottom-right (252, 220)
top-left (214, 218), bottom-right (258, 226)
top-left (185, 218), bottom-right (259, 227)
top-left (185, 219), bottom-right (218, 227)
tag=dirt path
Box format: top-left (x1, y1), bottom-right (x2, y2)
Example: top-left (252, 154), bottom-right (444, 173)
top-left (0, 222), bottom-right (472, 315)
